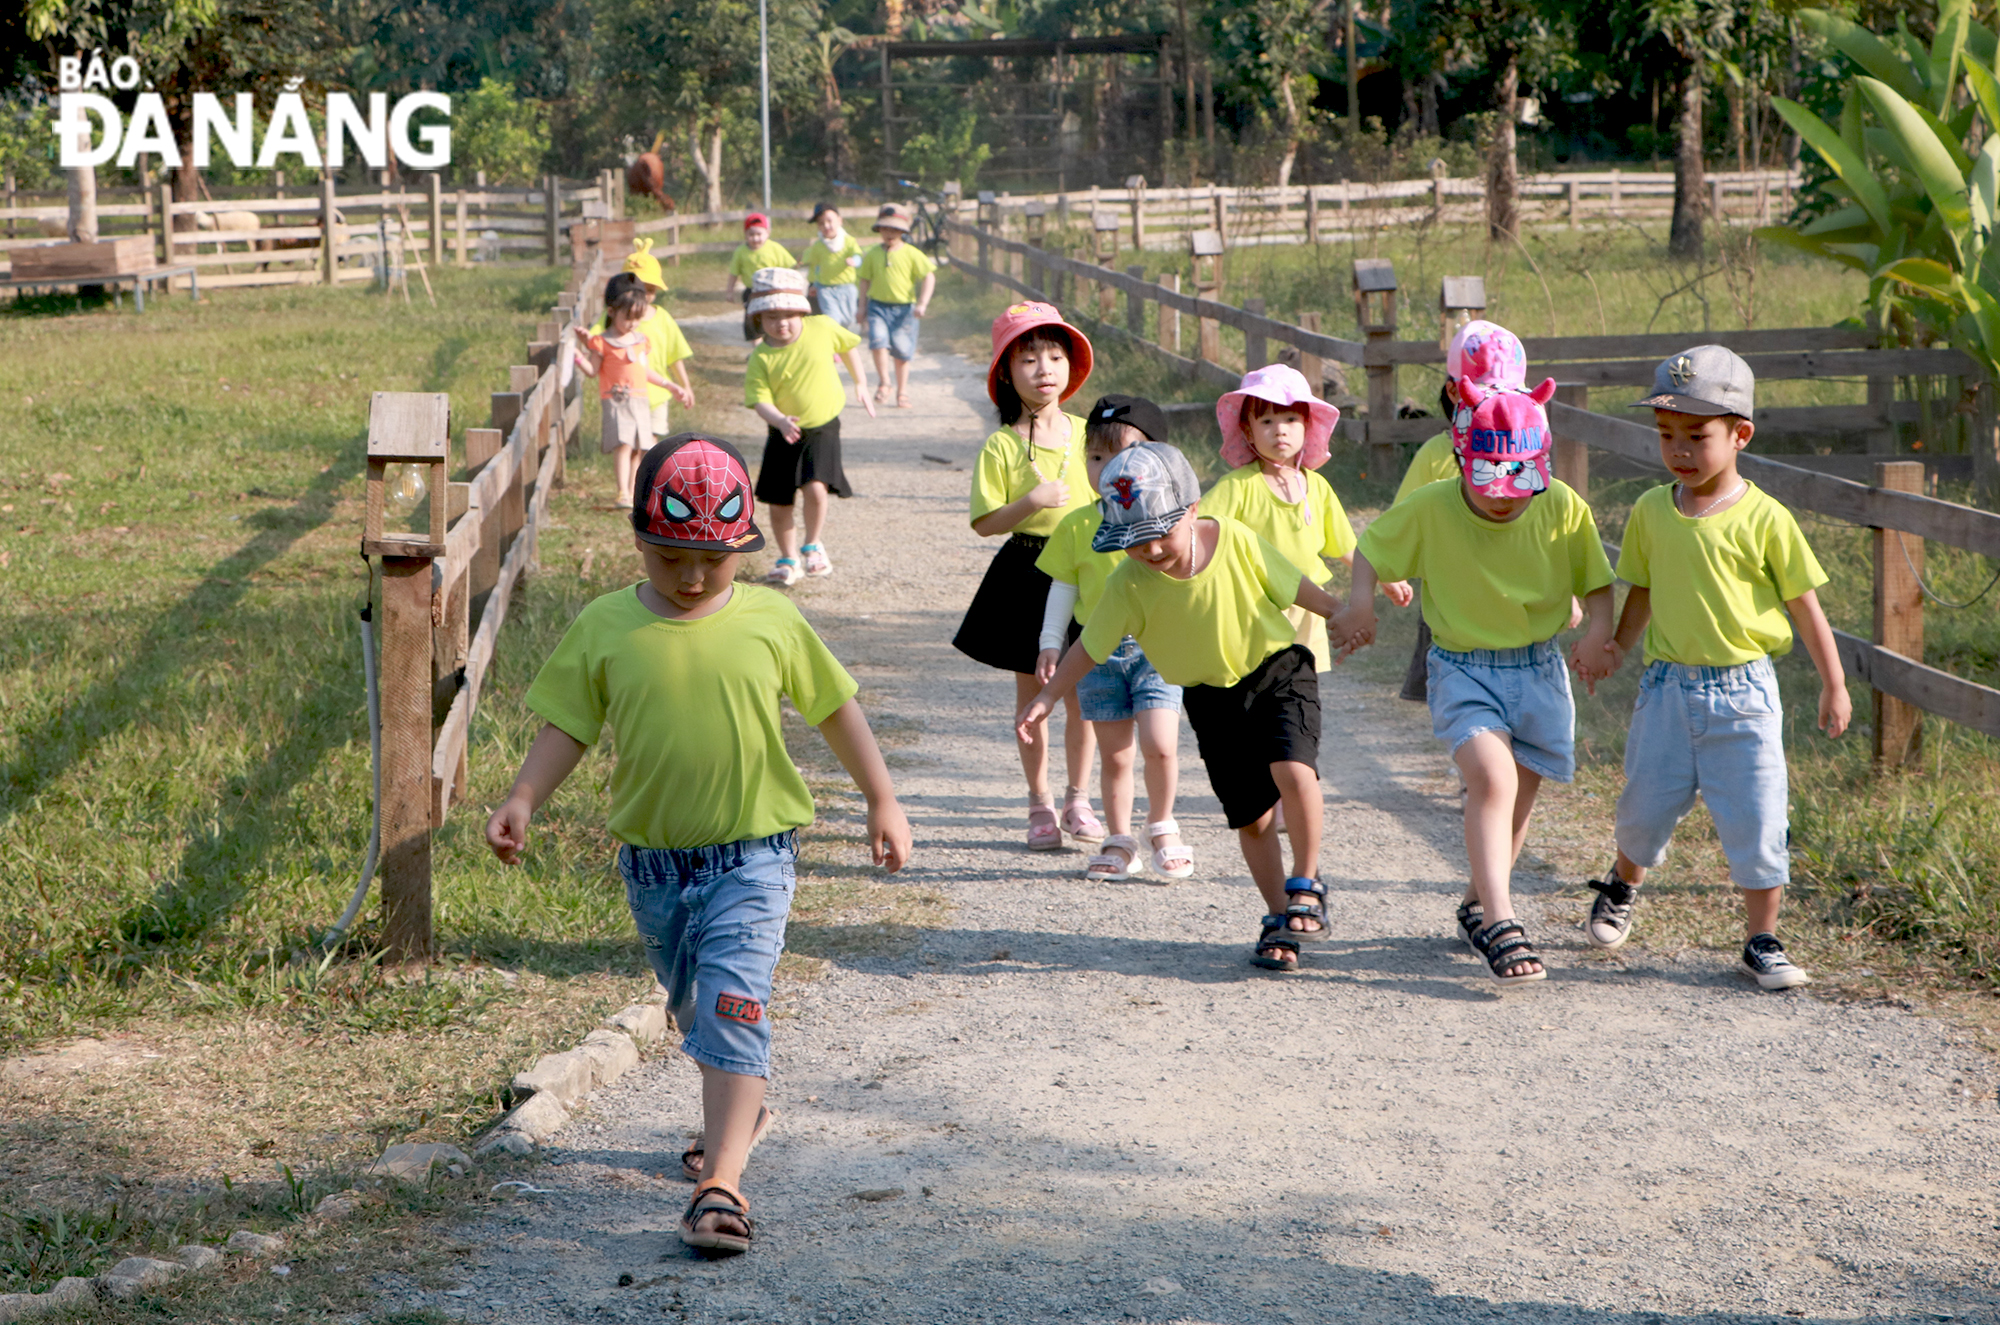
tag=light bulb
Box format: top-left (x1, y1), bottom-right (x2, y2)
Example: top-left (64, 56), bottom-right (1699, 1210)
top-left (385, 463), bottom-right (427, 519)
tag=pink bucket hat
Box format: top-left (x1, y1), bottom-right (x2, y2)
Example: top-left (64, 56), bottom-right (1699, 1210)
top-left (1216, 363), bottom-right (1339, 470)
top-left (987, 301), bottom-right (1094, 404)
top-left (1457, 377), bottom-right (1556, 500)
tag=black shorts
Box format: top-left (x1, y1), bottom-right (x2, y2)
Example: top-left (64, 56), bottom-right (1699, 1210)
top-left (1181, 644), bottom-right (1322, 829)
top-left (754, 418), bottom-right (852, 505)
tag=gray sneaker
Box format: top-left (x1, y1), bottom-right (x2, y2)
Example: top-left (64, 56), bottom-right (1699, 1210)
top-left (1584, 875), bottom-right (1638, 949)
top-left (1741, 933), bottom-right (1810, 990)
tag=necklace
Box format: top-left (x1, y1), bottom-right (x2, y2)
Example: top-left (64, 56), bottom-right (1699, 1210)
top-left (1678, 480), bottom-right (1745, 519)
top-left (1022, 410), bottom-right (1072, 486)
top-left (1266, 464), bottom-right (1312, 526)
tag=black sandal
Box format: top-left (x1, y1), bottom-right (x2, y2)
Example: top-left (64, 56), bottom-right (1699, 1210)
top-left (1252, 914), bottom-right (1301, 971)
top-left (1283, 877), bottom-right (1329, 942)
top-left (679, 1183), bottom-right (754, 1256)
top-left (1455, 899), bottom-right (1485, 951)
top-left (1470, 918), bottom-right (1547, 987)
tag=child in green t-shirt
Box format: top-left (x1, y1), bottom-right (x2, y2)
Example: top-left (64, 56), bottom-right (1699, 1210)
top-left (742, 267), bottom-right (875, 585)
top-left (487, 435), bottom-right (910, 1258)
top-left (857, 203), bottom-right (937, 408)
top-left (799, 201), bottom-right (863, 331)
top-left (727, 213), bottom-right (796, 294)
top-left (1582, 345), bottom-right (1850, 990)
top-left (1332, 377), bottom-right (1616, 987)
top-left (1022, 442), bottom-right (1348, 972)
top-left (1034, 396), bottom-right (1191, 883)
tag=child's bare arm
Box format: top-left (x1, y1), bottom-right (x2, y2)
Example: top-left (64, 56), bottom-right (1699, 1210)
top-left (486, 724), bottom-right (589, 864)
top-left (840, 347), bottom-right (878, 417)
top-left (674, 362), bottom-right (695, 402)
top-left (1328, 552), bottom-right (1382, 659)
top-left (1294, 577), bottom-right (1344, 621)
top-left (971, 487), bottom-right (1068, 538)
top-left (753, 401), bottom-right (802, 442)
top-left (1613, 585), bottom-right (1652, 655)
top-left (856, 277), bottom-right (872, 318)
top-left (1786, 588), bottom-right (1852, 737)
top-left (816, 701), bottom-right (913, 871)
top-left (572, 344), bottom-right (601, 378)
top-left (1568, 584), bottom-right (1621, 695)
top-left (1017, 643), bottom-right (1099, 739)
top-left (914, 272), bottom-right (936, 317)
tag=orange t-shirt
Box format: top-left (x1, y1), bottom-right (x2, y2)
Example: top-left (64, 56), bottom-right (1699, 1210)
top-left (584, 331), bottom-right (652, 401)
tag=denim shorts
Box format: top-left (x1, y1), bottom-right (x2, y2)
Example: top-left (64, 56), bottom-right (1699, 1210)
top-left (1076, 636), bottom-right (1183, 723)
top-left (867, 300), bottom-right (919, 361)
top-left (1615, 657), bottom-right (1790, 890)
top-left (617, 831), bottom-right (797, 1078)
top-left (814, 282), bottom-right (859, 331)
top-left (1426, 639), bottom-right (1575, 782)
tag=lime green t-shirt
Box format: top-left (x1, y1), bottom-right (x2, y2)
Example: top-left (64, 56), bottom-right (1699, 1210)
top-left (1200, 465), bottom-right (1357, 583)
top-left (1357, 478), bottom-right (1614, 654)
top-left (525, 583), bottom-right (858, 850)
top-left (1394, 431), bottom-right (1461, 506)
top-left (731, 240), bottom-right (797, 284)
top-left (588, 305), bottom-right (693, 410)
top-left (1616, 482), bottom-right (1828, 666)
top-left (1081, 515), bottom-right (1305, 688)
top-left (743, 315), bottom-right (863, 430)
top-left (968, 414), bottom-right (1093, 538)
top-left (857, 242), bottom-right (938, 303)
top-left (801, 233), bottom-right (863, 286)
top-left (1036, 503), bottom-right (1122, 624)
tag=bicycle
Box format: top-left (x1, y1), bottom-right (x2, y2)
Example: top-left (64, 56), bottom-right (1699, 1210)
top-left (884, 175), bottom-right (955, 265)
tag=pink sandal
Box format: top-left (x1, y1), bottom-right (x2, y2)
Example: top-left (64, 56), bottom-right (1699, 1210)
top-left (1026, 804), bottom-right (1062, 851)
top-left (1061, 792), bottom-right (1105, 843)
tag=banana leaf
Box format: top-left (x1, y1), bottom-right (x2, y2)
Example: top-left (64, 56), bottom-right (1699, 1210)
top-left (1860, 77), bottom-right (1976, 264)
top-left (1931, 0), bottom-right (1970, 116)
top-left (1774, 97), bottom-right (1894, 235)
top-left (1758, 226), bottom-right (1875, 272)
top-left (1799, 8), bottom-right (1928, 102)
top-left (1964, 59), bottom-right (2000, 145)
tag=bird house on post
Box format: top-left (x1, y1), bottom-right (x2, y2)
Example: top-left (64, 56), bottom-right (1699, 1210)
top-left (1352, 258), bottom-right (1400, 478)
top-left (1439, 275), bottom-right (1486, 350)
top-left (1191, 228), bottom-right (1226, 366)
top-left (1025, 200), bottom-right (1049, 249)
top-left (365, 391), bottom-right (451, 556)
top-left (1124, 174), bottom-right (1148, 250)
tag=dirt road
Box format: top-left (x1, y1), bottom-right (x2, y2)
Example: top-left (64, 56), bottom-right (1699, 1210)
top-left (434, 322), bottom-right (2000, 1325)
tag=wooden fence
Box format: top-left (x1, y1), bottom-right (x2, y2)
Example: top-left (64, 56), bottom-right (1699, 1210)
top-left (0, 168), bottom-right (627, 290)
top-left (361, 247), bottom-right (606, 959)
top-left (966, 168), bottom-right (1802, 251)
top-left (950, 215), bottom-right (2000, 759)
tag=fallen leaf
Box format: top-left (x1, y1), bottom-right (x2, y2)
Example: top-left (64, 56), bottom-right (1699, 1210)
top-left (851, 1188), bottom-right (903, 1203)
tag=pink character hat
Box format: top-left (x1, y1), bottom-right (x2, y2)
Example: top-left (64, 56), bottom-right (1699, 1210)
top-left (1445, 320), bottom-right (1529, 448)
top-left (986, 301), bottom-right (1094, 404)
top-left (1216, 363), bottom-right (1339, 470)
top-left (1456, 377), bottom-right (1556, 500)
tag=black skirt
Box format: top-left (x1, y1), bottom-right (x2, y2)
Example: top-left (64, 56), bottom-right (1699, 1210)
top-left (754, 419), bottom-right (852, 505)
top-left (953, 533), bottom-right (1059, 675)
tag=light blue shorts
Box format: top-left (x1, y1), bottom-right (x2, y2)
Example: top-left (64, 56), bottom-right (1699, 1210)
top-left (618, 831), bottom-right (797, 1078)
top-left (1426, 639), bottom-right (1576, 782)
top-left (1076, 636), bottom-right (1183, 723)
top-left (815, 282), bottom-right (859, 331)
top-left (1615, 657), bottom-right (1790, 890)
top-left (867, 300), bottom-right (919, 361)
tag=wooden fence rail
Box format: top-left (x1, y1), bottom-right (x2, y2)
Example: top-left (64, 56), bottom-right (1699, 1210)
top-left (950, 214), bottom-right (2000, 756)
top-left (360, 248), bottom-right (606, 959)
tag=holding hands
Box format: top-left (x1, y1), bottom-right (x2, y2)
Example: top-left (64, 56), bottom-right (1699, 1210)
top-left (1568, 631), bottom-right (1624, 695)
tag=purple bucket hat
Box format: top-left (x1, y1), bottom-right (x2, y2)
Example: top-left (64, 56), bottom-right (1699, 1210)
top-left (1216, 363), bottom-right (1340, 469)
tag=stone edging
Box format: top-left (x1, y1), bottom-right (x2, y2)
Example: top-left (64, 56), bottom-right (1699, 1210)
top-left (0, 1231), bottom-right (288, 1323)
top-left (474, 996), bottom-right (670, 1157)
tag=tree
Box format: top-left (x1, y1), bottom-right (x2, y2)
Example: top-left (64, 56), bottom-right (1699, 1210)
top-left (1209, 0), bottom-right (1328, 188)
top-left (1613, 0), bottom-right (1738, 259)
top-left (454, 76), bottom-right (550, 182)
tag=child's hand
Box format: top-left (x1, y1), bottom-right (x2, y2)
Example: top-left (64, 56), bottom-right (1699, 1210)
top-left (868, 799), bottom-right (913, 873)
top-left (1568, 595), bottom-right (1585, 630)
top-left (1819, 681), bottom-right (1853, 738)
top-left (1569, 633), bottom-right (1623, 695)
top-left (1382, 579), bottom-right (1415, 608)
top-left (1026, 480), bottom-right (1069, 510)
top-left (669, 382), bottom-right (695, 408)
top-left (485, 795), bottom-right (533, 865)
top-left (1015, 692), bottom-right (1055, 742)
top-left (914, 303), bottom-right (929, 319)
top-left (861, 390), bottom-right (878, 419)
top-left (1035, 648), bottom-right (1060, 685)
top-left (1330, 607), bottom-right (1375, 661)
top-left (779, 416), bottom-right (803, 444)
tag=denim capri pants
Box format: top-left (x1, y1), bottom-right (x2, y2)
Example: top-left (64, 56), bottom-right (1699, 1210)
top-left (867, 300), bottom-right (919, 361)
top-left (814, 282), bottom-right (859, 331)
top-left (1076, 636), bottom-right (1182, 723)
top-left (1426, 638), bottom-right (1576, 782)
top-left (617, 830), bottom-right (797, 1078)
top-left (1615, 657), bottom-right (1790, 890)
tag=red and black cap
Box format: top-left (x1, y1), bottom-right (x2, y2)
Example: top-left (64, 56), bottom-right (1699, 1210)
top-left (632, 434), bottom-right (765, 552)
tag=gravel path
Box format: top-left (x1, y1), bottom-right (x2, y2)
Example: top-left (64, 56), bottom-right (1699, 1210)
top-left (442, 322), bottom-right (2000, 1325)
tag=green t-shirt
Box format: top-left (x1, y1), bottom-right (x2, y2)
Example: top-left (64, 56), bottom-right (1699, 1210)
top-left (1394, 431), bottom-right (1461, 506)
top-left (968, 414), bottom-right (1093, 538)
top-left (801, 233), bottom-right (863, 286)
top-left (857, 242), bottom-right (937, 304)
top-left (744, 315), bottom-right (863, 430)
top-left (1036, 502), bottom-right (1122, 624)
top-left (587, 305), bottom-right (692, 410)
top-left (731, 240), bottom-right (797, 284)
top-left (1357, 478), bottom-right (1614, 654)
top-left (1200, 465), bottom-right (1356, 583)
top-left (1616, 482), bottom-right (1828, 666)
top-left (1081, 515), bottom-right (1304, 688)
top-left (525, 583), bottom-right (857, 850)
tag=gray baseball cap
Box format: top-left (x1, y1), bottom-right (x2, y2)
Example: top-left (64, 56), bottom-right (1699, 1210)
top-left (1092, 442), bottom-right (1202, 552)
top-left (1634, 344), bottom-right (1755, 419)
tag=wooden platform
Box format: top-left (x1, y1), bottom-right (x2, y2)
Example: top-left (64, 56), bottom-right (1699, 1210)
top-left (0, 264), bottom-right (198, 312)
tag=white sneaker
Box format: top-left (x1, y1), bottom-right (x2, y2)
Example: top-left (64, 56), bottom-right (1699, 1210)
top-left (1741, 933), bottom-right (1810, 990)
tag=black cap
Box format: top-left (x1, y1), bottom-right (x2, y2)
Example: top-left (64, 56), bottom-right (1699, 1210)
top-left (810, 201), bottom-right (840, 222)
top-left (1086, 394), bottom-right (1170, 444)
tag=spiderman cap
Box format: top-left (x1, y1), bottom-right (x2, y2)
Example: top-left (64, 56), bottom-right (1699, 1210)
top-left (632, 434), bottom-right (766, 552)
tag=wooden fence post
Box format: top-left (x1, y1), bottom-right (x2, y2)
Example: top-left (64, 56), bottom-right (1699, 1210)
top-left (1609, 168), bottom-right (1622, 217)
top-left (321, 172), bottom-right (337, 286)
top-left (1164, 272), bottom-right (1181, 355)
top-left (455, 191), bottom-right (468, 267)
top-left (544, 174), bottom-right (560, 266)
top-left (1977, 379), bottom-right (2000, 506)
top-left (426, 173), bottom-right (443, 268)
top-left (1125, 264), bottom-right (1146, 336)
top-left (1873, 460), bottom-right (1927, 767)
top-left (1305, 186), bottom-right (1319, 244)
top-left (1551, 384), bottom-right (1590, 499)
top-left (1298, 310), bottom-right (1324, 395)
top-left (1243, 296), bottom-right (1267, 371)
top-left (1353, 257), bottom-right (1399, 479)
top-left (156, 176), bottom-right (174, 266)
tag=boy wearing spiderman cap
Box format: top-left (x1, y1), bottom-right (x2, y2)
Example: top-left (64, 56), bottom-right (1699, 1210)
top-left (486, 433), bottom-right (911, 1257)
top-left (1332, 377), bottom-right (1616, 988)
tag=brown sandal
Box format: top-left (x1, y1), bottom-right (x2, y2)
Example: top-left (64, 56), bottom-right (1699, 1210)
top-left (679, 1182), bottom-right (753, 1256)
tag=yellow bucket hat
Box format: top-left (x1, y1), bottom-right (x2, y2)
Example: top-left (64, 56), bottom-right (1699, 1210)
top-left (622, 237), bottom-right (666, 292)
